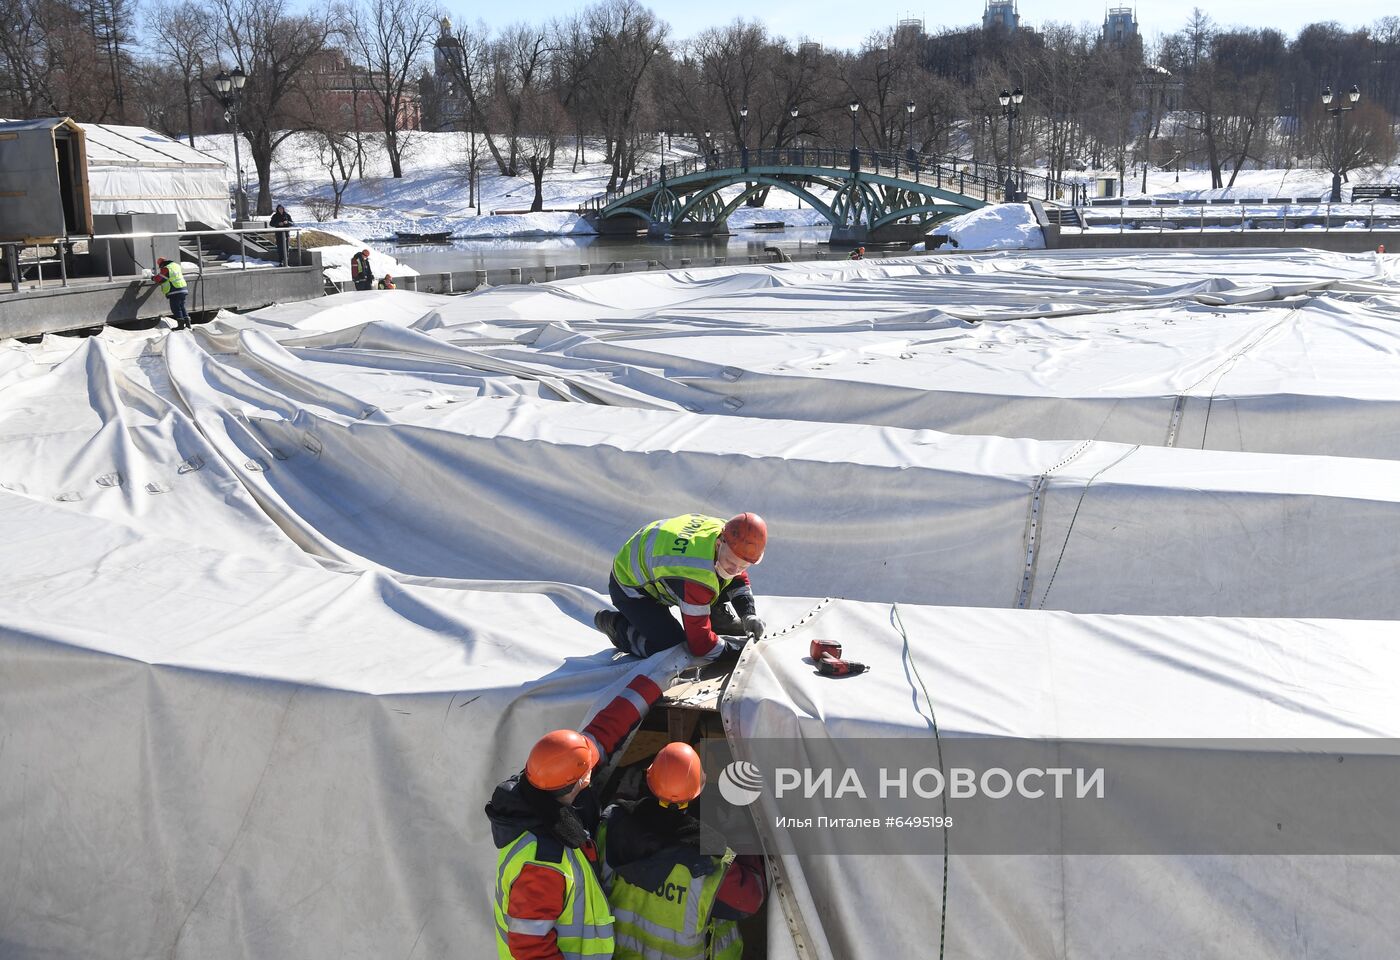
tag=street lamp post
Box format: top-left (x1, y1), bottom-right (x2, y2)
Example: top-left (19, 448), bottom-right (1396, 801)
top-left (789, 105), bottom-right (799, 160)
top-left (848, 100), bottom-right (860, 171)
top-left (658, 129), bottom-right (666, 182)
top-left (739, 103), bottom-right (749, 170)
top-left (213, 68), bottom-right (249, 221)
top-left (1322, 84), bottom-right (1361, 203)
top-left (999, 87), bottom-right (1023, 201)
top-left (904, 99), bottom-right (916, 178)
top-left (704, 128), bottom-right (713, 168)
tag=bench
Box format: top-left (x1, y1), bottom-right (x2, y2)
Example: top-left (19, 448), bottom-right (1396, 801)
top-left (1351, 185), bottom-right (1400, 202)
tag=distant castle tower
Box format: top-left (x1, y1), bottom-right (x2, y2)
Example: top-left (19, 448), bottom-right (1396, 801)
top-left (431, 16), bottom-right (466, 131)
top-left (1103, 6), bottom-right (1138, 44)
top-left (983, 0), bottom-right (1019, 32)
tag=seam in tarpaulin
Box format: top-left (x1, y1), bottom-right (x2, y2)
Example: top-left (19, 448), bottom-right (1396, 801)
top-left (1017, 441), bottom-right (1093, 609)
top-left (720, 597), bottom-right (833, 960)
top-left (1172, 301), bottom-right (1308, 449)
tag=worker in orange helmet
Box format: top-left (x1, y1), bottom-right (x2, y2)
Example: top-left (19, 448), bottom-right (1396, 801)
top-left (599, 742), bottom-right (767, 959)
top-left (596, 513), bottom-right (768, 660)
top-left (486, 671), bottom-right (665, 959)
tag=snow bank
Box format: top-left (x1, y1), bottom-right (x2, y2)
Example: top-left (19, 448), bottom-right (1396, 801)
top-left (310, 227), bottom-right (419, 283)
top-left (451, 211), bottom-right (596, 238)
top-left (933, 202), bottom-right (1045, 251)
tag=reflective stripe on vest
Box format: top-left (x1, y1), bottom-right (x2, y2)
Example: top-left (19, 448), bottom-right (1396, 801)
top-left (605, 849), bottom-right (735, 960)
top-left (494, 830), bottom-right (615, 960)
top-left (708, 919), bottom-right (743, 960)
top-left (612, 515), bottom-right (729, 608)
top-left (160, 262), bottom-right (186, 296)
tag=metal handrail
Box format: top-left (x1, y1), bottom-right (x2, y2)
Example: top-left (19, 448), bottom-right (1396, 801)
top-left (4, 225), bottom-right (303, 293)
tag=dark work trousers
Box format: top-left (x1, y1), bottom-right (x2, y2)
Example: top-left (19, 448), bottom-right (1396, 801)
top-left (607, 574), bottom-right (742, 657)
top-left (276, 232), bottom-right (290, 265)
top-left (609, 575), bottom-right (686, 657)
top-left (167, 291), bottom-right (190, 328)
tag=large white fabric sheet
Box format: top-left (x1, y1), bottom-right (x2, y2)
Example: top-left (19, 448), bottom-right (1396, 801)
top-left (4, 247), bottom-right (1400, 959)
top-left (723, 601), bottom-right (1400, 960)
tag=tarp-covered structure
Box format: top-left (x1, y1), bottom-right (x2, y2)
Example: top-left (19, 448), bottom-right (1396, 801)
top-left (83, 122), bottom-right (230, 228)
top-left (3, 249), bottom-right (1400, 959)
top-left (0, 117), bottom-right (92, 242)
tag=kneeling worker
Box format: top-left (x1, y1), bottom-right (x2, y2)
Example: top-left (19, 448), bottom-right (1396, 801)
top-left (595, 513), bottom-right (767, 661)
top-left (601, 742), bottom-right (767, 959)
top-left (487, 673), bottom-right (664, 959)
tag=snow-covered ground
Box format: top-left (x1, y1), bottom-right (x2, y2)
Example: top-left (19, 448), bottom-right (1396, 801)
top-left (1049, 163), bottom-right (1400, 202)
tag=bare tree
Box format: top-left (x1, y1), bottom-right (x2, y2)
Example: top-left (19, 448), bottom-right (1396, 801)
top-left (519, 86), bottom-right (567, 210)
top-left (343, 0), bottom-right (436, 178)
top-left (478, 23), bottom-right (554, 178)
top-left (0, 0), bottom-right (123, 118)
top-left (0, 0), bottom-right (64, 115)
top-left (581, 0), bottom-right (667, 189)
top-left (149, 0), bottom-right (216, 146)
top-left (690, 21), bottom-right (764, 152)
top-left (207, 0), bottom-right (336, 215)
top-left (1307, 99), bottom-right (1397, 189)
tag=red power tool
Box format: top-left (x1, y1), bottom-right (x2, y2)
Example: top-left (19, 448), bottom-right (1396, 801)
top-left (809, 639), bottom-right (843, 661)
top-left (817, 653), bottom-right (869, 677)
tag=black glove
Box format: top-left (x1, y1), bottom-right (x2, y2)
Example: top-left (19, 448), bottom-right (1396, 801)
top-left (742, 614), bottom-right (765, 641)
top-left (718, 634), bottom-right (749, 656)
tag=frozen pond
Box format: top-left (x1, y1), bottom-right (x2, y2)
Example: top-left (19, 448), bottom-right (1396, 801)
top-left (391, 225), bottom-right (838, 272)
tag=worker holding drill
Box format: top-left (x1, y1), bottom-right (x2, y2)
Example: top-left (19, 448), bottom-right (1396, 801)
top-left (599, 742), bottom-right (767, 959)
top-left (486, 672), bottom-right (665, 959)
top-left (594, 513), bottom-right (768, 661)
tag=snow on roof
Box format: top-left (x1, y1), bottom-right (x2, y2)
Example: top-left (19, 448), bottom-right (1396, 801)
top-left (82, 123), bottom-right (225, 168)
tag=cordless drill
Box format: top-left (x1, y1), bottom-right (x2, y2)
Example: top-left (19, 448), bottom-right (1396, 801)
top-left (817, 653), bottom-right (869, 677)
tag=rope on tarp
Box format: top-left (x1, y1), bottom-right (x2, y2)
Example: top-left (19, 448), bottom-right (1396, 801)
top-left (1036, 443), bottom-right (1140, 611)
top-left (891, 601), bottom-right (948, 960)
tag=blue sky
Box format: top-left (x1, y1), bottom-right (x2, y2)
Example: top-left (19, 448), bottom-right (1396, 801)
top-left (453, 1), bottom-right (1395, 51)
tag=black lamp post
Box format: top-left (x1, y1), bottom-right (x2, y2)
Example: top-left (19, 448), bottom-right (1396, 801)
top-left (1322, 84), bottom-right (1361, 203)
top-left (658, 128), bottom-right (666, 182)
top-left (213, 67), bottom-right (249, 221)
top-left (999, 87), bottom-right (1023, 201)
top-left (904, 99), bottom-right (916, 174)
top-left (848, 100), bottom-right (860, 170)
top-left (704, 128), bottom-right (713, 168)
top-left (739, 103), bottom-right (749, 170)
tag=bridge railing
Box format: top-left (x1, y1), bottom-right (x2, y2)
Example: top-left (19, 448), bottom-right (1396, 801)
top-left (582, 147), bottom-right (1082, 213)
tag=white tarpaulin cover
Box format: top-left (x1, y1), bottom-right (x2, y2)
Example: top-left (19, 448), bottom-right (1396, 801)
top-left (2, 248), bottom-right (1399, 959)
top-left (83, 123), bottom-right (230, 228)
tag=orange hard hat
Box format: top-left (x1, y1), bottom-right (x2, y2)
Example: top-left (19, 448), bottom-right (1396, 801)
top-left (720, 512), bottom-right (767, 564)
top-left (525, 730), bottom-right (598, 791)
top-left (647, 742), bottom-right (706, 804)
